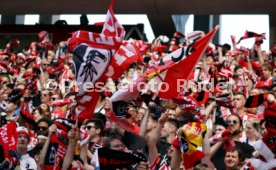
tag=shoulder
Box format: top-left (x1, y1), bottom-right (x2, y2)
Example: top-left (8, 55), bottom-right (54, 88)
top-left (20, 154), bottom-right (38, 169)
top-left (235, 141), bottom-right (255, 155)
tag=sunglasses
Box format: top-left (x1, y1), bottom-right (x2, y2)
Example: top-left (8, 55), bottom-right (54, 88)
top-left (51, 97), bottom-right (57, 101)
top-left (38, 126), bottom-right (48, 131)
top-left (226, 120), bottom-right (238, 125)
top-left (86, 125), bottom-right (96, 130)
top-left (43, 64), bottom-right (50, 67)
top-left (42, 93), bottom-right (48, 97)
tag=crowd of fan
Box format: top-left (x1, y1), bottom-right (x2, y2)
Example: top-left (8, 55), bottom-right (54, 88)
top-left (0, 31), bottom-right (275, 170)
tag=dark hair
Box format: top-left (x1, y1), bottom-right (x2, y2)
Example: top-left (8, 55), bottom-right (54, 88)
top-left (224, 147), bottom-right (245, 165)
top-left (149, 104), bottom-right (164, 120)
top-left (103, 135), bottom-right (123, 149)
top-left (37, 118), bottom-right (52, 126)
top-left (261, 63), bottom-right (273, 72)
top-left (215, 118), bottom-right (228, 129)
top-left (223, 43), bottom-right (231, 51)
top-left (167, 118), bottom-right (180, 129)
top-left (93, 112), bottom-right (107, 127)
top-left (86, 118), bottom-right (105, 136)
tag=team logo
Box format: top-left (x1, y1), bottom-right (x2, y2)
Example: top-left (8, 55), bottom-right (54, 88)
top-left (73, 44), bottom-right (112, 95)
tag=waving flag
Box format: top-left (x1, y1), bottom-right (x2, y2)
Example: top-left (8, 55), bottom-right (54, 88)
top-left (186, 31), bottom-right (205, 43)
top-left (148, 26), bottom-right (218, 99)
top-left (68, 0), bottom-right (141, 122)
top-left (110, 27), bottom-right (218, 131)
top-left (172, 122), bottom-right (207, 169)
top-left (237, 31), bottom-right (266, 44)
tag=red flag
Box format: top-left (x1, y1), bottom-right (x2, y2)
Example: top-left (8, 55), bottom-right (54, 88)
top-left (109, 27), bottom-right (218, 129)
top-left (0, 121), bottom-right (18, 161)
top-left (148, 26), bottom-right (218, 99)
top-left (67, 0), bottom-right (141, 123)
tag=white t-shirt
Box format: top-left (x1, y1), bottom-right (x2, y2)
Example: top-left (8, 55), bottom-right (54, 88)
top-left (19, 154), bottom-right (37, 170)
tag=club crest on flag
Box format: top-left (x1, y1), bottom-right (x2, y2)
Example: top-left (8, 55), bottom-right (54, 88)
top-left (68, 0), bottom-right (141, 123)
top-left (179, 137), bottom-right (189, 153)
top-left (73, 44), bottom-right (112, 95)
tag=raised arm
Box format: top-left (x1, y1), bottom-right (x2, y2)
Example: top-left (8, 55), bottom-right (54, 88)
top-left (39, 124), bottom-right (57, 170)
top-left (204, 101), bottom-right (216, 120)
top-left (62, 126), bottom-right (79, 170)
top-left (139, 109), bottom-right (150, 142)
top-left (217, 46), bottom-right (225, 64)
top-left (201, 128), bottom-right (215, 169)
top-left (148, 111), bottom-right (168, 164)
top-left (256, 44), bottom-right (264, 66)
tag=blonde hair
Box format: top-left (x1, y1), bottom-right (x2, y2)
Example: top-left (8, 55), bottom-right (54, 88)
top-left (248, 118), bottom-right (260, 131)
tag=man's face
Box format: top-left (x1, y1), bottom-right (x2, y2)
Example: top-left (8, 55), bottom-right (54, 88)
top-left (103, 97), bottom-right (111, 110)
top-left (127, 107), bottom-right (137, 121)
top-left (262, 66), bottom-right (272, 80)
top-left (86, 122), bottom-right (99, 139)
top-left (168, 109), bottom-right (176, 119)
top-left (40, 104), bottom-right (49, 112)
top-left (41, 60), bottom-right (50, 71)
top-left (17, 133), bottom-right (29, 151)
top-left (33, 110), bottom-right (43, 123)
top-left (206, 56), bottom-right (214, 66)
top-left (214, 124), bottom-right (226, 135)
top-left (6, 101), bottom-right (17, 113)
top-left (233, 94), bottom-right (246, 109)
top-left (224, 150), bottom-right (239, 168)
top-left (147, 117), bottom-right (157, 131)
top-left (245, 122), bottom-right (256, 138)
top-left (37, 122), bottom-right (49, 136)
top-left (226, 115), bottom-right (241, 134)
top-left (136, 108), bottom-right (146, 123)
top-left (110, 138), bottom-right (125, 152)
top-left (41, 90), bottom-right (50, 103)
top-left (161, 122), bottom-right (171, 138)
